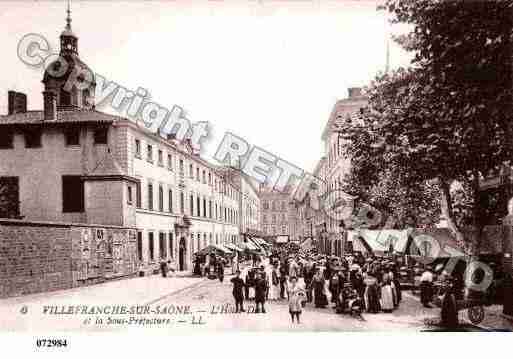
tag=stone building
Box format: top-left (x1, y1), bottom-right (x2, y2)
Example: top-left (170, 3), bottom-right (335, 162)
top-left (0, 7), bottom-right (255, 297)
top-left (259, 186), bottom-right (297, 242)
top-left (289, 88), bottom-right (368, 256)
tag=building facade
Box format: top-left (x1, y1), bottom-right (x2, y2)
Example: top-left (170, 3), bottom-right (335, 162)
top-left (0, 12), bottom-right (253, 277)
top-left (259, 186), bottom-right (298, 242)
top-left (291, 88), bottom-right (368, 256)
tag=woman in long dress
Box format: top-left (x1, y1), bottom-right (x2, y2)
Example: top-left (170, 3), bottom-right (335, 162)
top-left (288, 276), bottom-right (306, 324)
top-left (312, 269), bottom-right (327, 308)
top-left (273, 264), bottom-right (282, 300)
top-left (266, 264), bottom-right (279, 301)
top-left (380, 276), bottom-right (395, 312)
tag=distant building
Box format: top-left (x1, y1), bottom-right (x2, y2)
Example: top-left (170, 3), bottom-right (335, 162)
top-left (259, 185), bottom-right (298, 241)
top-left (292, 88), bottom-right (368, 256)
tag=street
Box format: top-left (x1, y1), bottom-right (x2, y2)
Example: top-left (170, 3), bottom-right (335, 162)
top-left (0, 271), bottom-right (450, 332)
top-left (145, 274), bottom-right (438, 332)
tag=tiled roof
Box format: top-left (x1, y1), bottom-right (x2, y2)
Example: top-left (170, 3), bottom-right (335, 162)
top-left (0, 109), bottom-right (123, 125)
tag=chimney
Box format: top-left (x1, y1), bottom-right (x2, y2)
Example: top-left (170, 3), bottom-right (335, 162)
top-left (348, 87), bottom-right (362, 99)
top-left (43, 91), bottom-right (57, 121)
top-left (8, 91), bottom-right (27, 115)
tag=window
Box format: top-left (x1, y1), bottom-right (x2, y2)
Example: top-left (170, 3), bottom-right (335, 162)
top-left (180, 192), bottom-right (185, 213)
top-left (263, 214), bottom-right (267, 223)
top-left (190, 194), bottom-right (194, 216)
top-left (202, 170), bottom-right (206, 184)
top-left (148, 183), bottom-right (153, 210)
top-left (137, 232), bottom-right (143, 261)
top-left (127, 185), bottom-right (133, 204)
top-left (158, 185), bottom-right (164, 212)
top-left (189, 164), bottom-right (193, 178)
top-left (167, 154), bottom-right (173, 170)
top-left (135, 139), bottom-right (141, 158)
top-left (159, 232), bottom-right (166, 259)
top-left (0, 176), bottom-right (19, 218)
top-left (203, 198), bottom-right (206, 217)
top-left (281, 201), bottom-right (286, 211)
top-left (209, 200), bottom-right (212, 219)
top-left (93, 128), bottom-right (108, 144)
top-left (24, 128), bottom-right (42, 148)
top-left (179, 159), bottom-right (184, 174)
top-left (65, 128), bottom-right (80, 146)
top-left (158, 149), bottom-right (163, 166)
top-left (147, 145), bottom-right (153, 163)
top-left (148, 232), bottom-right (154, 261)
top-left (196, 197), bottom-right (200, 217)
top-left (169, 232), bottom-right (174, 258)
top-left (168, 189), bottom-right (173, 213)
top-left (263, 201), bottom-right (269, 210)
top-left (0, 129), bottom-right (14, 149)
top-left (62, 175), bottom-right (84, 212)
top-left (272, 214), bottom-right (276, 223)
top-left (208, 173), bottom-right (211, 185)
top-left (136, 181), bottom-right (141, 208)
top-left (196, 167), bottom-right (200, 181)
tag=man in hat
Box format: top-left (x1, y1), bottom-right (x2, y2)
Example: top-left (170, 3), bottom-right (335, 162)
top-left (254, 271), bottom-right (269, 313)
top-left (231, 270), bottom-right (246, 313)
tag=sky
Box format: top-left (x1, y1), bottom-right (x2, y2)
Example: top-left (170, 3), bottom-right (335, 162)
top-left (0, 0), bottom-right (412, 173)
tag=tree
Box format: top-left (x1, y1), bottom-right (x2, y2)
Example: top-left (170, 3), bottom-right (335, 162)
top-left (343, 0), bottom-right (513, 253)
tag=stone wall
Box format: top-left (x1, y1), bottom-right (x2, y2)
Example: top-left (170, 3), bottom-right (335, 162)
top-left (0, 219), bottom-right (137, 298)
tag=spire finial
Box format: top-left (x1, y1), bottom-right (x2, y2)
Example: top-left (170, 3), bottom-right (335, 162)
top-left (65, 0), bottom-right (72, 30)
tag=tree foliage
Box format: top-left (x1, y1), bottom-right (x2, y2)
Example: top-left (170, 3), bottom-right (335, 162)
top-left (342, 0), bottom-right (513, 250)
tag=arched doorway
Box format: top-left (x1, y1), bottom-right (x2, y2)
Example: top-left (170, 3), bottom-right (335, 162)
top-left (179, 237), bottom-right (187, 271)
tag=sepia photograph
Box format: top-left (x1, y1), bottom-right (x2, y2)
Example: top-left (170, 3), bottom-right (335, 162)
top-left (0, 0), bottom-right (512, 354)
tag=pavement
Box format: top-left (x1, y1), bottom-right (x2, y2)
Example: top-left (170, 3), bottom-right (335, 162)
top-left (0, 272), bottom-right (207, 332)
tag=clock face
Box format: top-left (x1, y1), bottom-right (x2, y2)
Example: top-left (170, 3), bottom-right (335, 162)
top-left (67, 44), bottom-right (72, 50)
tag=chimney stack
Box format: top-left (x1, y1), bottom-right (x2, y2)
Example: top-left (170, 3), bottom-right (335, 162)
top-left (348, 87), bottom-right (362, 99)
top-left (8, 91), bottom-right (27, 115)
top-left (43, 91), bottom-right (57, 121)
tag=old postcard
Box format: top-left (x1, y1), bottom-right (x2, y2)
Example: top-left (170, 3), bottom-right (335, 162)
top-left (1, 0), bottom-right (512, 355)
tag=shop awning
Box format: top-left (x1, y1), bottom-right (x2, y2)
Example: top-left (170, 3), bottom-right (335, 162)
top-left (224, 243), bottom-right (244, 252)
top-left (196, 244), bottom-right (232, 256)
top-left (253, 237), bottom-right (269, 247)
top-left (349, 230), bottom-right (408, 254)
top-left (408, 228), bottom-right (467, 258)
top-left (241, 241), bottom-right (259, 251)
top-left (216, 244), bottom-right (233, 254)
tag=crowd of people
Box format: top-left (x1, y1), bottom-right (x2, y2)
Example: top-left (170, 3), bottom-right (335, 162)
top-left (228, 251), bottom-right (409, 324)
